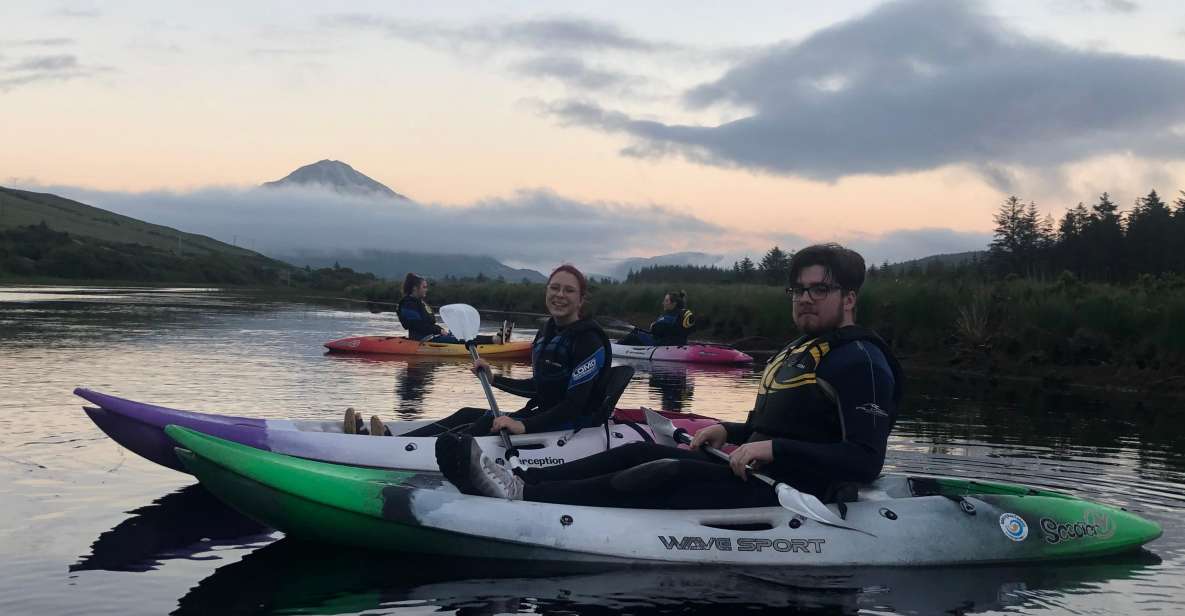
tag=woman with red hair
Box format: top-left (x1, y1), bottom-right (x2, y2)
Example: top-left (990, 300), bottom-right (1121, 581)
top-left (398, 264), bottom-right (613, 437)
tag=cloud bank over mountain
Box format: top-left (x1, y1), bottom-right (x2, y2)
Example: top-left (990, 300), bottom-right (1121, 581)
top-left (16, 180), bottom-right (993, 273)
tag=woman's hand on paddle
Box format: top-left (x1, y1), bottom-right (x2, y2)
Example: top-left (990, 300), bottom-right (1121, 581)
top-left (471, 359), bottom-right (493, 380)
top-left (690, 423), bottom-right (727, 451)
top-left (491, 415), bottom-right (526, 435)
top-left (728, 441), bottom-right (774, 480)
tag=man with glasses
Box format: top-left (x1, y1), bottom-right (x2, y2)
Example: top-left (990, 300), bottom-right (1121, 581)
top-left (437, 243), bottom-right (903, 510)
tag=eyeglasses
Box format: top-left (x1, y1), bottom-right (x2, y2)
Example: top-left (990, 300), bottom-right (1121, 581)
top-left (785, 283), bottom-right (842, 301)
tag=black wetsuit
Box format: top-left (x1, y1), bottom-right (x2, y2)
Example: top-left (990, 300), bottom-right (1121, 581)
top-left (619, 308), bottom-right (695, 346)
top-left (405, 317), bottom-right (612, 436)
top-left (650, 308), bottom-right (695, 346)
top-left (517, 325), bottom-right (903, 509)
top-left (397, 295), bottom-right (443, 341)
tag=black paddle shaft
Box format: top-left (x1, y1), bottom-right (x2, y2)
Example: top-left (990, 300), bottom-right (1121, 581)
top-left (466, 342), bottom-right (518, 457)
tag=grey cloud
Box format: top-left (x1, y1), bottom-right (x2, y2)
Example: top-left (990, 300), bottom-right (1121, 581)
top-left (1, 53), bottom-right (111, 92)
top-left (29, 185), bottom-right (729, 273)
top-left (513, 56), bottom-right (642, 92)
top-left (1058, 0), bottom-right (1139, 13)
top-left (1101, 0), bottom-right (1139, 12)
top-left (322, 14), bottom-right (714, 95)
top-left (548, 0), bottom-right (1185, 181)
top-left (53, 6), bottom-right (101, 18)
top-left (323, 14), bottom-right (672, 54)
top-left (10, 54), bottom-right (78, 71)
top-left (0, 38), bottom-right (75, 47)
top-left (498, 18), bottom-right (664, 52)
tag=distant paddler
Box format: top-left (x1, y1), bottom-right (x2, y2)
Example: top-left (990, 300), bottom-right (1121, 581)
top-left (395, 272), bottom-right (509, 345)
top-left (617, 290), bottom-right (695, 346)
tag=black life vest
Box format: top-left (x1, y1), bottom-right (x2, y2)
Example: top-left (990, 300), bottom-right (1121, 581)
top-left (748, 326), bottom-right (903, 443)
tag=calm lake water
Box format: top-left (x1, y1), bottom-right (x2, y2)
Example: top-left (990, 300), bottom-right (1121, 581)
top-left (0, 286), bottom-right (1181, 615)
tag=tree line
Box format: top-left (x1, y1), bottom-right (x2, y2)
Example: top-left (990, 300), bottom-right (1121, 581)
top-left (624, 189), bottom-right (1185, 285)
top-left (988, 190), bottom-right (1185, 282)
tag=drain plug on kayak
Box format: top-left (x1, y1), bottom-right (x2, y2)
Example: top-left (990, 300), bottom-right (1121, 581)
top-left (561, 515), bottom-right (574, 527)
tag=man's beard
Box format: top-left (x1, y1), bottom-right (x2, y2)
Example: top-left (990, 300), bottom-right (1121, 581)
top-left (797, 303), bottom-right (844, 335)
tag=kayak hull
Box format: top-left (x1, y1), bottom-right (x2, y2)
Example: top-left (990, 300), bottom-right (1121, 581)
top-left (612, 343), bottom-right (753, 364)
top-left (76, 388), bottom-right (719, 474)
top-left (170, 426), bottom-right (1163, 566)
top-left (325, 335), bottom-right (532, 357)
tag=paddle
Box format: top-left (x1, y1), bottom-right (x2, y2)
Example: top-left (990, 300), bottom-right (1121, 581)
top-left (642, 408), bottom-right (871, 534)
top-left (439, 303), bottom-right (523, 471)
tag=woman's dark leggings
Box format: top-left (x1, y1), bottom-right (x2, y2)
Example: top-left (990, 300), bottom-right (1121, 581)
top-left (520, 442), bottom-right (780, 510)
top-left (401, 407), bottom-right (504, 437)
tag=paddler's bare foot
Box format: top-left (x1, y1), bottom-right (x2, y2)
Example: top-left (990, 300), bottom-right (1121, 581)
top-left (343, 407), bottom-right (357, 434)
top-left (370, 415), bottom-right (387, 437)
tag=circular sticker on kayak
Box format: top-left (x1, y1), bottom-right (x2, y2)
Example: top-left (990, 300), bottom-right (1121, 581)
top-left (999, 513), bottom-right (1029, 542)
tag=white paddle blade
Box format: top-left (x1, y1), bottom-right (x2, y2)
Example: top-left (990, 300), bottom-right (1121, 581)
top-left (776, 484), bottom-right (873, 535)
top-left (642, 407), bottom-right (681, 446)
top-left (439, 303), bottom-right (481, 342)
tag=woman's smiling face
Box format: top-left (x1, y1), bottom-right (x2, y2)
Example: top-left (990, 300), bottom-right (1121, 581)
top-left (546, 271), bottom-right (583, 325)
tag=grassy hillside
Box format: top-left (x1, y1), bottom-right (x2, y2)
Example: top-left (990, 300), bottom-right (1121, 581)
top-left (0, 187), bottom-right (257, 258)
top-left (0, 186), bottom-right (386, 289)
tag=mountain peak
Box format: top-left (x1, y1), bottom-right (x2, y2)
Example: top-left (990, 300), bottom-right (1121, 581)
top-left (262, 160), bottom-right (409, 200)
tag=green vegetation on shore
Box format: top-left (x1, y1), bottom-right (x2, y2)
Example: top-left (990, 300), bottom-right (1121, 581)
top-left (351, 275), bottom-right (1185, 375)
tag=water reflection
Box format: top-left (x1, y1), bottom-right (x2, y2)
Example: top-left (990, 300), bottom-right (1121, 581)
top-left (2, 286), bottom-right (1182, 616)
top-left (173, 537), bottom-right (1162, 616)
top-left (615, 358), bottom-right (754, 412)
top-left (322, 354), bottom-right (529, 420)
top-left (71, 485), bottom-right (273, 573)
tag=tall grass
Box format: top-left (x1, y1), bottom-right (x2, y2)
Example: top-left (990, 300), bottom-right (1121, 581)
top-left (350, 274), bottom-right (1185, 370)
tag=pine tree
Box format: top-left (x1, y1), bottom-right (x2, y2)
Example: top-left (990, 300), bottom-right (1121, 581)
top-left (1082, 192), bottom-right (1125, 281)
top-left (736, 257), bottom-right (756, 282)
top-left (989, 196), bottom-right (1043, 277)
top-left (1126, 189), bottom-right (1174, 275)
top-left (759, 246), bottom-right (791, 284)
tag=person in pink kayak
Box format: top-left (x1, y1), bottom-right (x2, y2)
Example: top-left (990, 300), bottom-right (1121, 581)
top-left (617, 290), bottom-right (696, 346)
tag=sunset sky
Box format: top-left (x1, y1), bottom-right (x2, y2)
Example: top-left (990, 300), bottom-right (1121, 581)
top-left (4, 0), bottom-right (1185, 272)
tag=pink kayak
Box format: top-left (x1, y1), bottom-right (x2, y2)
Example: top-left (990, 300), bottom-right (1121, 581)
top-left (612, 342), bottom-right (753, 364)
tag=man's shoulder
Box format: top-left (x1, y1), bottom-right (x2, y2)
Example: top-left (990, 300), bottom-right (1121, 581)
top-left (821, 335), bottom-right (892, 374)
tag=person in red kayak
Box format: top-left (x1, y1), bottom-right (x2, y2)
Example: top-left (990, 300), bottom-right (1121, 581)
top-left (437, 243), bottom-right (903, 508)
top-left (346, 272), bottom-right (508, 434)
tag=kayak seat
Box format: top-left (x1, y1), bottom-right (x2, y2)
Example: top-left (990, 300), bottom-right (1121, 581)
top-left (590, 365), bottom-right (635, 427)
top-left (822, 481), bottom-right (861, 505)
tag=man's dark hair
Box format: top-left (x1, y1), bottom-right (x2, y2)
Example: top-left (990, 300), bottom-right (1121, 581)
top-left (788, 243), bottom-right (866, 292)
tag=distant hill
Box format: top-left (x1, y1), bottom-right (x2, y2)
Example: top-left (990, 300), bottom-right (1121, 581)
top-left (610, 252), bottom-right (724, 280)
top-left (881, 250), bottom-right (985, 274)
top-left (262, 160), bottom-right (408, 200)
top-left (276, 249), bottom-right (547, 283)
top-left (0, 187), bottom-right (262, 259)
top-left (0, 187), bottom-right (309, 284)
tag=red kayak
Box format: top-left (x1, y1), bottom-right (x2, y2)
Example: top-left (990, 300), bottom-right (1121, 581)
top-left (324, 335), bottom-right (532, 358)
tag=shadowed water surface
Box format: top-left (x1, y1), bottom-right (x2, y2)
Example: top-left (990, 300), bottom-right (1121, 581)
top-left (0, 286), bottom-right (1181, 615)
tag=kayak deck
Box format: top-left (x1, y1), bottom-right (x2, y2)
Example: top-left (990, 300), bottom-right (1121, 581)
top-left (612, 343), bottom-right (753, 364)
top-left (325, 335), bottom-right (532, 357)
top-left (169, 425), bottom-right (1163, 566)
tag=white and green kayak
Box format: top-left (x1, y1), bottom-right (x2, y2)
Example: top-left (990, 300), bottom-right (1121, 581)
top-left (168, 425), bottom-right (1162, 566)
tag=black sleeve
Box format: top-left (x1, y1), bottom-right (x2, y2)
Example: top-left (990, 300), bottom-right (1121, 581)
top-left (398, 298), bottom-right (442, 338)
top-left (767, 341), bottom-right (897, 484)
top-left (722, 419), bottom-right (751, 444)
top-left (492, 374), bottom-right (536, 398)
top-left (520, 331), bottom-right (609, 433)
